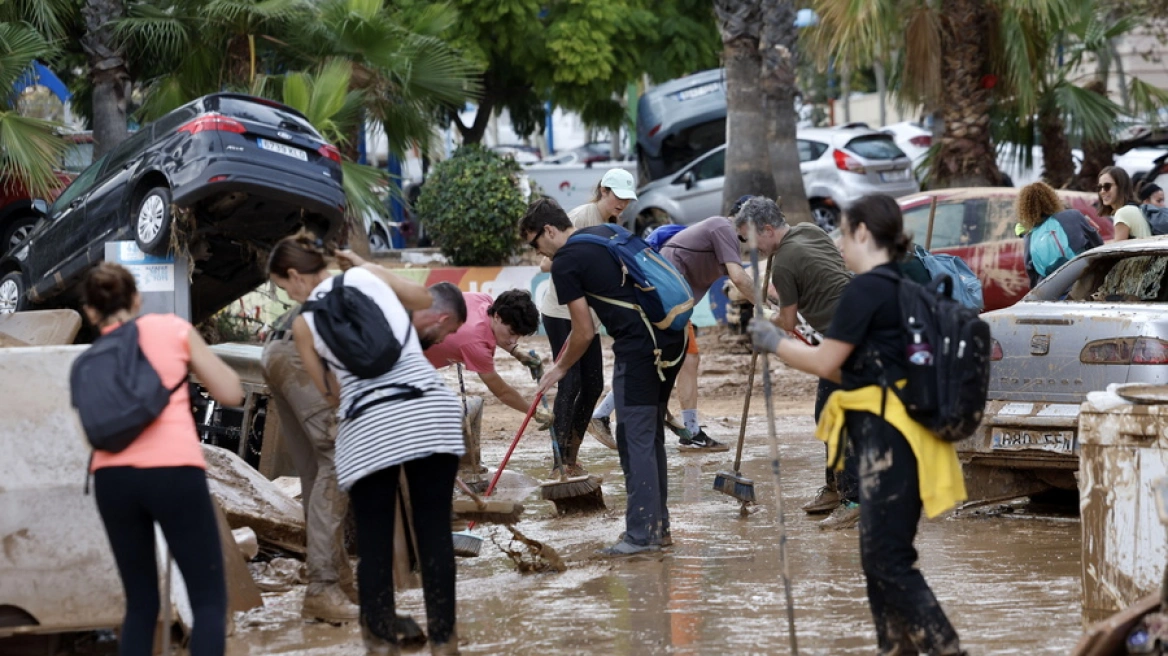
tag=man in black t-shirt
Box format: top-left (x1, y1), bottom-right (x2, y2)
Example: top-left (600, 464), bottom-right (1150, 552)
top-left (520, 198), bottom-right (685, 555)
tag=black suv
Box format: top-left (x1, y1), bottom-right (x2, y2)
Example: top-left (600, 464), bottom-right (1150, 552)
top-left (0, 93), bottom-right (345, 322)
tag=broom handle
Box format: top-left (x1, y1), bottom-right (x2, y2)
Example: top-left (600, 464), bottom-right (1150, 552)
top-left (748, 226), bottom-right (799, 655)
top-left (454, 476), bottom-right (488, 510)
top-left (733, 253), bottom-right (772, 473)
top-left (484, 391), bottom-right (543, 498)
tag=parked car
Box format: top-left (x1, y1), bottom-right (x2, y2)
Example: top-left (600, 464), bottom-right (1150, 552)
top-left (881, 121), bottom-right (932, 171)
top-left (635, 68), bottom-right (727, 183)
top-left (0, 171), bottom-right (73, 254)
top-left (896, 188), bottom-right (1112, 311)
top-left (964, 237), bottom-right (1168, 499)
top-left (622, 126), bottom-right (918, 235)
top-left (0, 93), bottom-right (345, 322)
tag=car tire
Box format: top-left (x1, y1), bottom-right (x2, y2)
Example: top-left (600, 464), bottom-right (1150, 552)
top-left (810, 201), bottom-right (840, 232)
top-left (2, 215), bottom-right (38, 253)
top-left (135, 187), bottom-right (173, 256)
top-left (0, 271), bottom-right (27, 314)
top-left (635, 209), bottom-right (671, 239)
top-left (369, 225), bottom-right (390, 251)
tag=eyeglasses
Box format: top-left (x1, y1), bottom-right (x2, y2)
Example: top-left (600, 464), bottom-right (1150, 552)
top-left (737, 234), bottom-right (748, 244)
top-left (527, 228), bottom-right (543, 250)
top-left (1098, 182), bottom-right (1114, 193)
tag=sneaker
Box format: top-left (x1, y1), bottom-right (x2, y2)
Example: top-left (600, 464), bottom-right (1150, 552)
top-left (597, 540), bottom-right (661, 556)
top-left (801, 486), bottom-right (841, 515)
top-left (618, 530), bottom-right (672, 548)
top-left (679, 430), bottom-right (730, 452)
top-left (587, 417), bottom-right (617, 449)
top-left (818, 501), bottom-right (860, 531)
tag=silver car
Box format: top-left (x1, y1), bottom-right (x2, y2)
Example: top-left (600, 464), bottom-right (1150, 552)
top-left (966, 237), bottom-right (1168, 499)
top-left (621, 126), bottom-right (919, 236)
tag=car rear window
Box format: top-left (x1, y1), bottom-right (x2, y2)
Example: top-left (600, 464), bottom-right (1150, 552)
top-left (215, 98), bottom-right (323, 140)
top-left (845, 136), bottom-right (906, 160)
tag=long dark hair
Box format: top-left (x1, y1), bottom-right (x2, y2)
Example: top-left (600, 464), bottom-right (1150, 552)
top-left (1099, 166), bottom-right (1138, 216)
top-left (82, 262), bottom-right (137, 321)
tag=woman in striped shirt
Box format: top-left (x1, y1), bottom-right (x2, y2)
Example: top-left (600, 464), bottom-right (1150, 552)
top-left (267, 234), bottom-right (465, 656)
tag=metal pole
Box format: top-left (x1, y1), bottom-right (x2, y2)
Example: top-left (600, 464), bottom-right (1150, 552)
top-left (924, 194), bottom-right (938, 251)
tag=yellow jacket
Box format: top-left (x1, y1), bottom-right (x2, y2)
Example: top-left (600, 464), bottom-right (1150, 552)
top-left (816, 382), bottom-right (967, 518)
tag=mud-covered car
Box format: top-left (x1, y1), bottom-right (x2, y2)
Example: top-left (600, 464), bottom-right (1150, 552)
top-left (0, 93), bottom-right (345, 322)
top-left (965, 237), bottom-right (1168, 498)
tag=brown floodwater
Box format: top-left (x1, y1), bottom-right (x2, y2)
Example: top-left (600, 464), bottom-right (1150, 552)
top-left (227, 400), bottom-right (1083, 656)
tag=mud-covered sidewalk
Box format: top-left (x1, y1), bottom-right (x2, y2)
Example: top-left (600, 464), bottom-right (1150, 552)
top-left (228, 333), bottom-right (1083, 655)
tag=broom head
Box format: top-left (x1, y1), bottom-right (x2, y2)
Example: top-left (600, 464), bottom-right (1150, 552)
top-left (452, 530), bottom-right (482, 557)
top-left (713, 470), bottom-right (756, 504)
top-left (452, 498), bottom-right (524, 525)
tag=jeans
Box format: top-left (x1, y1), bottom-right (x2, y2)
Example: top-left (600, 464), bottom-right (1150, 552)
top-left (95, 466), bottom-right (227, 656)
top-left (543, 314), bottom-right (604, 466)
top-left (849, 411), bottom-right (962, 655)
top-left (348, 454), bottom-right (459, 645)
top-left (815, 377), bottom-right (859, 503)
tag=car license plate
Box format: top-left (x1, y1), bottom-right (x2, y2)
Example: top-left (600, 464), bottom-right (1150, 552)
top-left (257, 138), bottom-right (307, 161)
top-left (880, 169), bottom-right (909, 182)
top-left (991, 428), bottom-right (1076, 453)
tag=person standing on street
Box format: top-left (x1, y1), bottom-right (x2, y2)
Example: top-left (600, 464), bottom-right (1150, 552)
top-left (521, 198), bottom-right (686, 555)
top-left (749, 194), bottom-right (967, 656)
top-left (734, 196), bottom-right (860, 529)
top-left (268, 235), bottom-right (465, 656)
top-left (85, 262), bottom-right (244, 656)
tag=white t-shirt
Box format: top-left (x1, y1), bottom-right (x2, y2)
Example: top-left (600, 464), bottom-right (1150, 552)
top-left (1113, 205), bottom-right (1151, 239)
top-left (540, 203), bottom-right (605, 326)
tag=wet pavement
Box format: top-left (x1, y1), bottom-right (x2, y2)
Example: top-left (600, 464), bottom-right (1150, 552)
top-left (227, 373), bottom-right (1083, 655)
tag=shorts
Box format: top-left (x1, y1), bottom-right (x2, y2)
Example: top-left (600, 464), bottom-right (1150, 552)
top-left (686, 322), bottom-right (699, 355)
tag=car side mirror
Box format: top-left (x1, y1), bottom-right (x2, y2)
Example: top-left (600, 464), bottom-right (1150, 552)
top-left (680, 171), bottom-right (696, 190)
top-left (31, 199), bottom-right (48, 215)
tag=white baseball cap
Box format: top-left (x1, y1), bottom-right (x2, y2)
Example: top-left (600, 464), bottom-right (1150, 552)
top-left (600, 168), bottom-right (638, 200)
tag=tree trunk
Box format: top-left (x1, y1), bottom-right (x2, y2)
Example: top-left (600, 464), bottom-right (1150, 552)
top-left (875, 60), bottom-right (887, 127)
top-left (1074, 83), bottom-right (1113, 192)
top-left (82, 0), bottom-right (131, 158)
top-left (932, 0), bottom-right (1002, 188)
top-left (1038, 103), bottom-right (1075, 189)
top-left (454, 77), bottom-right (495, 145)
top-left (716, 0), bottom-right (776, 215)
top-left (759, 0), bottom-right (811, 225)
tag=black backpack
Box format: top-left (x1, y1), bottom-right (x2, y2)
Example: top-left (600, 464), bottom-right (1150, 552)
top-left (70, 320), bottom-right (186, 453)
top-left (302, 270), bottom-right (409, 379)
top-left (870, 269), bottom-right (992, 443)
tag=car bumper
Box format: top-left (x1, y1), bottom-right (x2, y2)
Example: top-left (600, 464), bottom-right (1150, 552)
top-left (171, 158), bottom-right (345, 223)
top-left (958, 399), bottom-right (1082, 470)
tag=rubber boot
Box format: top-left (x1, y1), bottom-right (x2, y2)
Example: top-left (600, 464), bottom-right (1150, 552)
top-left (429, 630), bottom-right (461, 655)
top-left (361, 618), bottom-right (402, 656)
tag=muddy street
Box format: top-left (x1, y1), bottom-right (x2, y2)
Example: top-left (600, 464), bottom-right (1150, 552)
top-left (227, 335), bottom-right (1082, 655)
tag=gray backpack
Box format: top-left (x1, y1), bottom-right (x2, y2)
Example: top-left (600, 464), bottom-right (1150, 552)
top-left (1141, 204), bottom-right (1168, 236)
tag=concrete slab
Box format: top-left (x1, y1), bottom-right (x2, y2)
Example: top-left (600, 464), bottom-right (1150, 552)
top-left (0, 310), bottom-right (81, 347)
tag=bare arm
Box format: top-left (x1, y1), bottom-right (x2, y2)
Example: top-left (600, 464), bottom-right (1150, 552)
top-left (187, 329), bottom-right (244, 406)
top-left (775, 337), bottom-right (855, 384)
top-left (537, 298), bottom-right (596, 394)
top-left (724, 262), bottom-right (757, 303)
top-left (774, 304), bottom-right (798, 333)
top-left (478, 370), bottom-right (530, 413)
top-left (1114, 222), bottom-right (1130, 241)
top-left (293, 316), bottom-right (340, 408)
top-left (333, 249), bottom-right (432, 311)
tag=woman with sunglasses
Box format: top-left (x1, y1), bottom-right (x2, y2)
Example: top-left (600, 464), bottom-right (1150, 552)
top-left (1098, 165), bottom-right (1149, 240)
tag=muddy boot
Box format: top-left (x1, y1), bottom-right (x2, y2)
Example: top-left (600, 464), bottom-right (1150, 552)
top-left (429, 631), bottom-right (461, 656)
top-left (361, 618), bottom-right (401, 656)
top-left (801, 484), bottom-right (841, 515)
top-left (303, 584), bottom-right (360, 622)
top-left (818, 501), bottom-right (861, 531)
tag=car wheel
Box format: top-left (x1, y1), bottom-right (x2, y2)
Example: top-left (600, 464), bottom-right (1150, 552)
top-left (636, 209), bottom-right (671, 239)
top-left (368, 226), bottom-right (391, 251)
top-left (811, 201), bottom-right (840, 232)
top-left (135, 187), bottom-right (173, 256)
top-left (2, 215), bottom-right (37, 252)
top-left (0, 272), bottom-right (26, 314)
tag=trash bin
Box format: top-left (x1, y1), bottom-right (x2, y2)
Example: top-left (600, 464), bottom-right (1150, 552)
top-left (1079, 383), bottom-right (1168, 625)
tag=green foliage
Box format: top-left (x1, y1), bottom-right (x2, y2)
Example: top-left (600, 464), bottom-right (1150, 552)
top-left (0, 22), bottom-right (66, 199)
top-left (415, 146), bottom-right (525, 266)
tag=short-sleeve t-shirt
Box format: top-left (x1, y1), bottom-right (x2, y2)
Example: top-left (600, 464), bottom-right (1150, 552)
top-left (552, 225), bottom-right (685, 358)
top-left (771, 223), bottom-right (852, 333)
top-left (424, 292), bottom-right (497, 373)
top-left (826, 263), bottom-right (907, 390)
top-left (540, 203), bottom-right (607, 319)
top-left (660, 216), bottom-right (743, 302)
top-left (91, 313), bottom-right (202, 471)
top-left (1113, 205), bottom-right (1151, 239)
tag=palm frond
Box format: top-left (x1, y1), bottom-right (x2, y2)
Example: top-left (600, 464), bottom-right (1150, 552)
top-left (114, 5), bottom-right (194, 64)
top-left (1128, 77), bottom-right (1168, 126)
top-left (341, 160), bottom-right (389, 223)
top-left (203, 0), bottom-right (312, 23)
top-left (0, 23), bottom-right (55, 98)
top-left (808, 0), bottom-right (902, 69)
top-left (1054, 82), bottom-right (1122, 145)
top-left (1, 0), bottom-right (75, 40)
top-left (0, 111), bottom-right (66, 199)
top-left (897, 5), bottom-right (943, 107)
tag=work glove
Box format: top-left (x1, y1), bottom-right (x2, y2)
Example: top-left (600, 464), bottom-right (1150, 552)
top-left (534, 406), bottom-right (555, 431)
top-left (748, 317), bottom-right (784, 354)
top-left (760, 306), bottom-right (778, 322)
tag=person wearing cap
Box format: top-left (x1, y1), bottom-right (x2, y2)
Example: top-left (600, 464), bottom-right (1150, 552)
top-left (1140, 182), bottom-right (1165, 208)
top-left (591, 168), bottom-right (638, 221)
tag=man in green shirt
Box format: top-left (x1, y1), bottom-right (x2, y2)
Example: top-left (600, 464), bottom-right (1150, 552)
top-left (734, 197), bottom-right (860, 530)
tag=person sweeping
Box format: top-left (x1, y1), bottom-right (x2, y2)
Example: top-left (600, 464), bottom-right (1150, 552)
top-left (748, 194), bottom-right (968, 656)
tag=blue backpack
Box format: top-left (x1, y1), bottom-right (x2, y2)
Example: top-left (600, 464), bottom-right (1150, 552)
top-left (912, 245), bottom-right (984, 312)
top-left (645, 224), bottom-right (686, 251)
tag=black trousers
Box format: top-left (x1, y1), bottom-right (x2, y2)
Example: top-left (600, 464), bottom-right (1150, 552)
top-left (349, 454), bottom-right (459, 645)
top-left (94, 466), bottom-right (227, 656)
top-left (815, 377), bottom-right (860, 502)
top-left (848, 411), bottom-right (961, 655)
top-left (542, 314), bottom-right (604, 465)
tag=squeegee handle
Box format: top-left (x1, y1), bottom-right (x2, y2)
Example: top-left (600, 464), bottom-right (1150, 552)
top-left (483, 391), bottom-right (543, 499)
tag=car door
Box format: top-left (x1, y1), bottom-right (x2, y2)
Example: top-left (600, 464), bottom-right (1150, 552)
top-left (672, 148), bottom-right (725, 223)
top-left (83, 129), bottom-right (154, 248)
top-left (25, 155), bottom-right (108, 286)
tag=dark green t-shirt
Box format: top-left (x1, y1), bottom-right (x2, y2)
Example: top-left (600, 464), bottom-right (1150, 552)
top-left (770, 223), bottom-right (852, 333)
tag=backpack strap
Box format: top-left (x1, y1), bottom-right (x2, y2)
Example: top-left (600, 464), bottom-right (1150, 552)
top-left (584, 291), bottom-right (687, 381)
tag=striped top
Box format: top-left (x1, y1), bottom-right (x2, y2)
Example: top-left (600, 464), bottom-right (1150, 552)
top-left (303, 267), bottom-right (464, 491)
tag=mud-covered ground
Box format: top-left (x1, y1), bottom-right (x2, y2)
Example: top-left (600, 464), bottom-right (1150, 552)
top-left (222, 330), bottom-right (1083, 655)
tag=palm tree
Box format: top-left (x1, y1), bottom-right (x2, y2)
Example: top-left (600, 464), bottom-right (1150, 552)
top-left (0, 22), bottom-right (67, 200)
top-left (716, 0), bottom-right (777, 214)
top-left (759, 0), bottom-right (812, 226)
top-left (82, 0), bottom-right (132, 156)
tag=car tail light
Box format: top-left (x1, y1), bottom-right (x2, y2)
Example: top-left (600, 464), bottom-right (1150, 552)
top-left (909, 135), bottom-right (932, 148)
top-left (1080, 337), bottom-right (1168, 364)
top-left (647, 123), bottom-right (662, 138)
top-left (177, 113), bottom-right (246, 135)
top-left (207, 175), bottom-right (229, 183)
top-left (318, 144), bottom-right (342, 163)
top-left (990, 339), bottom-right (1003, 361)
top-left (833, 149), bottom-right (866, 173)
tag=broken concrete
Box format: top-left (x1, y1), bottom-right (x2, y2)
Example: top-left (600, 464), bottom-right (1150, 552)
top-left (0, 309), bottom-right (81, 347)
top-left (202, 444), bottom-right (305, 555)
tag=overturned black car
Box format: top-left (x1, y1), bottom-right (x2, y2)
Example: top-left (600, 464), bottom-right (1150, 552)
top-left (0, 93), bottom-right (345, 323)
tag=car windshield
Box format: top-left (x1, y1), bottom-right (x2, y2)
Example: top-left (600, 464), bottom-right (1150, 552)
top-left (215, 98), bottom-right (323, 140)
top-left (845, 136), bottom-right (906, 160)
top-left (50, 155), bottom-right (107, 214)
top-left (1031, 251), bottom-right (1168, 302)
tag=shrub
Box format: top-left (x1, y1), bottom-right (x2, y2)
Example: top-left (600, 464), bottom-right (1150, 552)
top-left (416, 145), bottom-right (526, 266)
